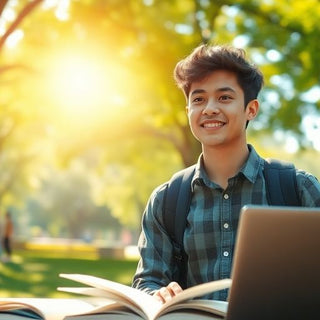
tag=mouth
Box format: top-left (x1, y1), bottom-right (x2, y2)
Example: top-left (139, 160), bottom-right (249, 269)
top-left (201, 120), bottom-right (225, 129)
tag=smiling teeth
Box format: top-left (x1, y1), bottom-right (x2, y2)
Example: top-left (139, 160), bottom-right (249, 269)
top-left (203, 122), bottom-right (223, 128)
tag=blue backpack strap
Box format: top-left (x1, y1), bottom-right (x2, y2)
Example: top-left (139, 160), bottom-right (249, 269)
top-left (162, 165), bottom-right (196, 288)
top-left (264, 158), bottom-right (301, 206)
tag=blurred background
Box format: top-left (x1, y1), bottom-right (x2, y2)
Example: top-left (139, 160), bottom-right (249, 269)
top-left (0, 0), bottom-right (319, 258)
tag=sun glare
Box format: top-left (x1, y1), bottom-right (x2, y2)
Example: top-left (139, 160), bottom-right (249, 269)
top-left (58, 58), bottom-right (104, 105)
top-left (45, 48), bottom-right (136, 130)
top-left (47, 54), bottom-right (110, 119)
top-left (51, 57), bottom-right (105, 111)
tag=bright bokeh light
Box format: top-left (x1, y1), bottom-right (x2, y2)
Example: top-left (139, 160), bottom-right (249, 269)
top-left (49, 55), bottom-right (105, 110)
top-left (46, 51), bottom-right (119, 123)
top-left (5, 29), bottom-right (24, 48)
top-left (302, 115), bottom-right (320, 151)
top-left (44, 48), bottom-right (138, 132)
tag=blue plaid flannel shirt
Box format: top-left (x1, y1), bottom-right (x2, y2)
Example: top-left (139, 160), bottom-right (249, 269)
top-left (132, 145), bottom-right (320, 300)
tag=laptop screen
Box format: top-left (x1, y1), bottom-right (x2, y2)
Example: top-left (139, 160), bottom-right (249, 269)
top-left (226, 205), bottom-right (320, 320)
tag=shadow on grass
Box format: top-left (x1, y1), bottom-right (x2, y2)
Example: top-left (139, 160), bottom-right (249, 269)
top-left (0, 250), bottom-right (138, 298)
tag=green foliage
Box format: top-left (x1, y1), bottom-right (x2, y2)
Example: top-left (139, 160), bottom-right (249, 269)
top-left (0, 0), bottom-right (319, 234)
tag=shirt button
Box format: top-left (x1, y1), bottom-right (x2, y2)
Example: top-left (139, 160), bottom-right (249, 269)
top-left (223, 251), bottom-right (229, 257)
top-left (223, 193), bottom-right (229, 200)
top-left (223, 223), bottom-right (229, 229)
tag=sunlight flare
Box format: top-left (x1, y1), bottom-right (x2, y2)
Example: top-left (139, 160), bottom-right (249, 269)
top-left (48, 55), bottom-right (107, 114)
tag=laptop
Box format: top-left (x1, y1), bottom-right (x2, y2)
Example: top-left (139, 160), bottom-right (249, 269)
top-left (226, 205), bottom-right (320, 320)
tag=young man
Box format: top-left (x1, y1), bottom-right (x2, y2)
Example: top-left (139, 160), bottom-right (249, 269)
top-left (132, 44), bottom-right (320, 302)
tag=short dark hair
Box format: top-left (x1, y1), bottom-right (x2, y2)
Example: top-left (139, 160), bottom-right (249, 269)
top-left (174, 44), bottom-right (264, 107)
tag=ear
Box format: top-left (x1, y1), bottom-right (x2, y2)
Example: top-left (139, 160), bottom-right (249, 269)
top-left (246, 99), bottom-right (259, 120)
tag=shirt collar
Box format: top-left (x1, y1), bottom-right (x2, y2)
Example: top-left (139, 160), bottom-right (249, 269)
top-left (191, 144), bottom-right (263, 190)
top-left (239, 144), bottom-right (264, 183)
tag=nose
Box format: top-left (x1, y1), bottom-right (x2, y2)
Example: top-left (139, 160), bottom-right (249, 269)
top-left (202, 99), bottom-right (220, 115)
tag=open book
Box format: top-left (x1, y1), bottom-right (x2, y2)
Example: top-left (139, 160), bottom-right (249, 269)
top-left (58, 273), bottom-right (231, 319)
top-left (0, 274), bottom-right (231, 320)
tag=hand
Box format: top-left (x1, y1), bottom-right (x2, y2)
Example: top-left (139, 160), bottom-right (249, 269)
top-left (153, 282), bottom-right (183, 304)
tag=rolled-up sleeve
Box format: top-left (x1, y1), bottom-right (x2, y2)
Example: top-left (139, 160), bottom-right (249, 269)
top-left (132, 184), bottom-right (178, 294)
top-left (297, 170), bottom-right (320, 207)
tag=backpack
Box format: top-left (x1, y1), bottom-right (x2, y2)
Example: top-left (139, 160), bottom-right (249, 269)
top-left (162, 158), bottom-right (301, 288)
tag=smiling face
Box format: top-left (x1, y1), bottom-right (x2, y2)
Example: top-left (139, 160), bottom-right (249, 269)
top-left (186, 70), bottom-right (258, 151)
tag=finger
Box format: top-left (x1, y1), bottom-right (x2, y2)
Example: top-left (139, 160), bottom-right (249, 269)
top-left (160, 286), bottom-right (174, 303)
top-left (153, 288), bottom-right (169, 304)
top-left (153, 286), bottom-right (174, 304)
top-left (166, 282), bottom-right (183, 296)
top-left (153, 282), bottom-right (183, 304)
top-left (153, 290), bottom-right (165, 303)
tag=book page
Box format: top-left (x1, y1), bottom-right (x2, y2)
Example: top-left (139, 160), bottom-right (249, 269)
top-left (58, 287), bottom-right (149, 318)
top-left (160, 299), bottom-right (228, 317)
top-left (59, 274), bottom-right (162, 319)
top-left (0, 298), bottom-right (95, 320)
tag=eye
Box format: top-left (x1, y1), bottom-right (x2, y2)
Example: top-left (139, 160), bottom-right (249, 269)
top-left (192, 96), bottom-right (205, 104)
top-left (219, 95), bottom-right (233, 101)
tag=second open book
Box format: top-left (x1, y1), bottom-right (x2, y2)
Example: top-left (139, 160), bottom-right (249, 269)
top-left (58, 273), bottom-right (231, 319)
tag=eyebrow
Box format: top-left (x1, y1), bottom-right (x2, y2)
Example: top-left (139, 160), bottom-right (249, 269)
top-left (190, 86), bottom-right (236, 97)
top-left (217, 86), bottom-right (236, 93)
top-left (190, 89), bottom-right (205, 97)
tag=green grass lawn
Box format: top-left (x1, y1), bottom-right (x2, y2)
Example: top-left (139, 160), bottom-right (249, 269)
top-left (0, 249), bottom-right (138, 298)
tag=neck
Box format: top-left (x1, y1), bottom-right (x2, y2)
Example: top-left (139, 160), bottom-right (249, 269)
top-left (202, 143), bottom-right (249, 189)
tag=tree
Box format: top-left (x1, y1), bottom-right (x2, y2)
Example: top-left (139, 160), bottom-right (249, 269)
top-left (0, 0), bottom-right (53, 210)
top-left (0, 0), bottom-right (319, 232)
top-left (0, 0), bottom-right (43, 50)
top-left (25, 162), bottom-right (123, 239)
